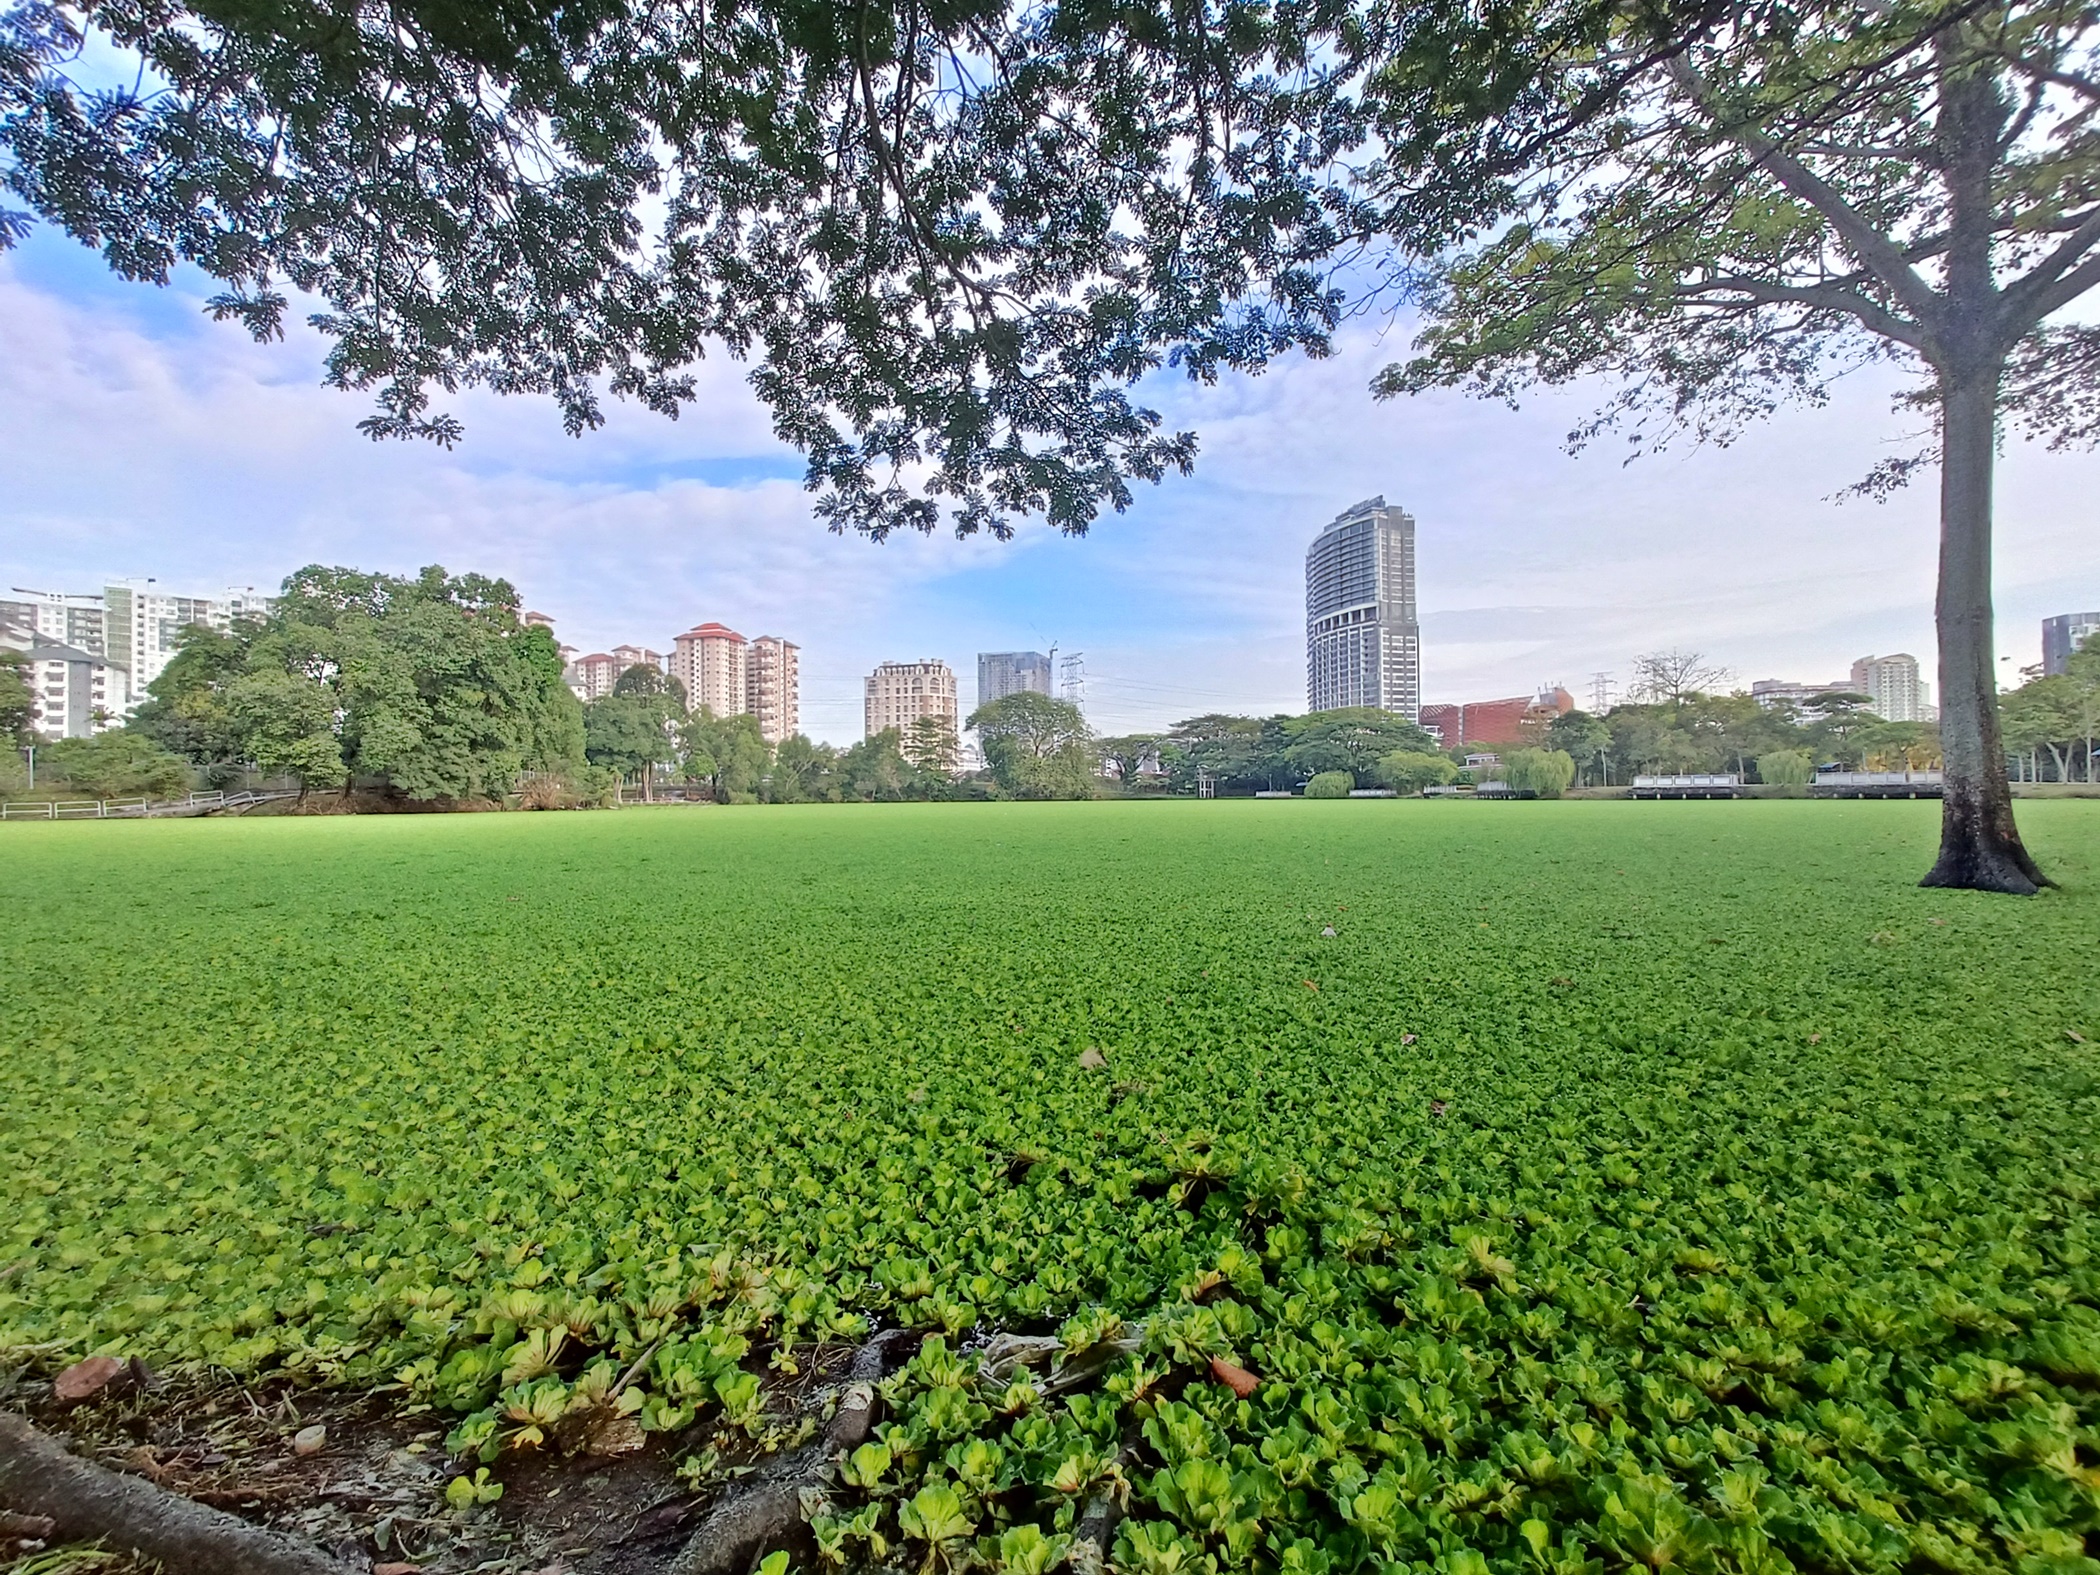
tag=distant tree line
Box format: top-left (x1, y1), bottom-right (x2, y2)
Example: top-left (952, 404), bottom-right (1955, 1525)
top-left (10, 604), bottom-right (2096, 803)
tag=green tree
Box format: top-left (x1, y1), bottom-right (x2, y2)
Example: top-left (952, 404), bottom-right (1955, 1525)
top-left (1503, 749), bottom-right (1576, 799)
top-left (1162, 714), bottom-right (1293, 795)
top-left (1371, 750), bottom-right (1457, 794)
top-left (1303, 771), bottom-right (1354, 799)
top-left (127, 621), bottom-right (262, 785)
top-left (40, 731), bottom-right (193, 799)
top-left (1545, 710), bottom-right (1613, 786)
top-left (1852, 722), bottom-right (1944, 772)
top-left (836, 730), bottom-right (924, 802)
top-left (1378, 2), bottom-right (2100, 890)
top-left (1, 0), bottom-right (1366, 539)
top-left (1757, 750), bottom-right (1815, 787)
top-left (765, 735), bottom-right (842, 803)
top-left (226, 664), bottom-right (345, 795)
top-left (680, 710), bottom-right (771, 801)
top-left (1096, 734), bottom-right (1162, 789)
top-left (1998, 680), bottom-right (2074, 781)
top-left (1281, 708), bottom-right (1439, 786)
top-left (0, 649), bottom-right (33, 745)
top-left (903, 715), bottom-right (961, 776)
top-left (968, 693), bottom-right (1096, 799)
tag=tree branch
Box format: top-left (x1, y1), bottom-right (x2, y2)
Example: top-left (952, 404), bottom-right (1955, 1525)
top-left (1676, 275), bottom-right (1928, 349)
top-left (1664, 53), bottom-right (1947, 339)
top-left (1997, 208), bottom-right (2100, 332)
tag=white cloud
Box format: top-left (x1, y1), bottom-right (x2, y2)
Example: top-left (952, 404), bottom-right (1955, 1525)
top-left (5, 250), bottom-right (2098, 744)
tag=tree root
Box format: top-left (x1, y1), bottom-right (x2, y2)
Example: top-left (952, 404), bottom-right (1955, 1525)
top-left (0, 1409), bottom-right (356, 1575)
top-left (667, 1328), bottom-right (919, 1575)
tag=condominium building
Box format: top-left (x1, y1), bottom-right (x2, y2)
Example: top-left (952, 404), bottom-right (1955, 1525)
top-left (104, 581), bottom-right (270, 701)
top-left (746, 636), bottom-right (800, 745)
top-left (1850, 653), bottom-right (1930, 722)
top-left (3, 582), bottom-right (269, 729)
top-left (610, 644), bottom-right (663, 674)
top-left (977, 651), bottom-right (1052, 708)
top-left (1305, 496), bottom-right (1421, 718)
top-left (566, 652), bottom-right (625, 702)
top-left (2044, 611), bottom-right (2100, 675)
top-left (1749, 678), bottom-right (1857, 709)
top-left (865, 659), bottom-right (958, 740)
top-left (670, 623), bottom-right (747, 716)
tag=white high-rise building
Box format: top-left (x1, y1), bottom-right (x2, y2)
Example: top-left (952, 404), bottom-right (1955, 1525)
top-left (103, 581), bottom-right (270, 702)
top-left (4, 582), bottom-right (269, 735)
top-left (1849, 653), bottom-right (1931, 722)
top-left (746, 636), bottom-right (800, 745)
top-left (670, 623), bottom-right (748, 716)
top-left (865, 660), bottom-right (957, 740)
top-left (1305, 497), bottom-right (1421, 718)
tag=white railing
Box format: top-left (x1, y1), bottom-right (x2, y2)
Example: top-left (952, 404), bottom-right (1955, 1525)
top-left (1, 788), bottom-right (298, 821)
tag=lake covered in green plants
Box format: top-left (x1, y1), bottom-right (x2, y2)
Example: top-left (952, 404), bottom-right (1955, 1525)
top-left (3, 801), bottom-right (2096, 1573)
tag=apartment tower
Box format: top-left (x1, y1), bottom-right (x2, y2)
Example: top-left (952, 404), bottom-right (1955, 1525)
top-left (671, 623), bottom-right (748, 715)
top-left (746, 637), bottom-right (800, 745)
top-left (1849, 653), bottom-right (1929, 722)
top-left (1305, 496), bottom-right (1421, 718)
top-left (865, 660), bottom-right (958, 740)
top-left (2044, 611), bottom-right (2100, 675)
top-left (977, 651), bottom-right (1052, 708)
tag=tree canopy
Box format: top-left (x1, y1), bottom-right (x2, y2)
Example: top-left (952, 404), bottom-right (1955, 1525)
top-left (968, 691), bottom-right (1096, 798)
top-left (139, 564), bottom-right (585, 797)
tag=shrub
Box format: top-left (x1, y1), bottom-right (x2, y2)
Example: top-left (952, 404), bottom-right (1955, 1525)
top-left (1757, 749), bottom-right (1814, 786)
top-left (1503, 749), bottom-right (1576, 799)
top-left (1304, 771), bottom-right (1354, 798)
top-left (1373, 750), bottom-right (1458, 793)
top-left (41, 731), bottom-right (193, 800)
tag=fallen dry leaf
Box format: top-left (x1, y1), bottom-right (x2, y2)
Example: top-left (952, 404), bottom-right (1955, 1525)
top-left (2069, 1029), bottom-right (2089, 1044)
top-left (1401, 1033), bottom-right (1417, 1045)
top-left (1209, 1356), bottom-right (1260, 1398)
top-left (1078, 1047), bottom-right (1107, 1070)
top-left (53, 1355), bottom-right (138, 1406)
top-left (1302, 980), bottom-right (1320, 992)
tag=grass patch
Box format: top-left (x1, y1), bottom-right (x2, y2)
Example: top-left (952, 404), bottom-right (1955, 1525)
top-left (3, 801), bottom-right (2096, 1572)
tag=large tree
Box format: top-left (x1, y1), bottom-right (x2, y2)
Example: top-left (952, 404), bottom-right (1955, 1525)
top-left (1373, 0), bottom-right (2100, 891)
top-left (0, 0), bottom-right (1364, 538)
top-left (968, 691), bottom-right (1096, 798)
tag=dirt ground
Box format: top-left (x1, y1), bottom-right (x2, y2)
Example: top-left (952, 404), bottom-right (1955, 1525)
top-left (1, 1346), bottom-right (868, 1575)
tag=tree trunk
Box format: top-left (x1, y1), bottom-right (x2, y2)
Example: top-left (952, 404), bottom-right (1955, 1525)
top-left (1921, 365), bottom-right (2047, 891)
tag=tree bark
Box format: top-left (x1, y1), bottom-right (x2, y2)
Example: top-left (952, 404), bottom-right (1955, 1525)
top-left (0, 1411), bottom-right (353, 1575)
top-left (1921, 363), bottom-right (2047, 892)
top-left (1920, 43), bottom-right (2047, 893)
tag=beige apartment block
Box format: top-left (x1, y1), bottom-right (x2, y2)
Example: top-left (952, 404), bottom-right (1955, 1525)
top-left (610, 643), bottom-right (663, 674)
top-left (865, 659), bottom-right (957, 740)
top-left (746, 636), bottom-right (800, 745)
top-left (1849, 653), bottom-right (1930, 723)
top-left (672, 623), bottom-right (748, 716)
top-left (567, 652), bottom-right (624, 701)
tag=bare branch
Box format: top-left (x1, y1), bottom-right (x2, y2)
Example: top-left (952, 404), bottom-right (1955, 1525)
top-left (1998, 208), bottom-right (2100, 331)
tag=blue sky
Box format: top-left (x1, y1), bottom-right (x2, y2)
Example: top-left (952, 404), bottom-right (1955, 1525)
top-left (6, 227), bottom-right (2097, 745)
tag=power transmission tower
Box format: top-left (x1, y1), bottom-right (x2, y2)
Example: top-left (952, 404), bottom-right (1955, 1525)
top-left (1059, 651), bottom-right (1086, 709)
top-left (1589, 671), bottom-right (1616, 713)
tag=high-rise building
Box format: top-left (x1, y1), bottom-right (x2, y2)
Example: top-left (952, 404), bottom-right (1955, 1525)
top-left (747, 636), bottom-right (800, 745)
top-left (865, 660), bottom-right (958, 740)
top-left (610, 644), bottom-right (663, 674)
top-left (2043, 611), bottom-right (2100, 675)
top-left (5, 582), bottom-right (270, 728)
top-left (977, 651), bottom-right (1052, 709)
top-left (1850, 653), bottom-right (1929, 722)
top-left (1749, 678), bottom-right (1856, 709)
top-left (670, 623), bottom-right (748, 716)
top-left (1305, 496), bottom-right (1420, 718)
top-left (566, 653), bottom-right (624, 701)
top-left (104, 581), bottom-right (270, 703)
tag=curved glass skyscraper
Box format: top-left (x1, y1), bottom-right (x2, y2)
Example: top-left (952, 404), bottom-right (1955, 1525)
top-left (1305, 496), bottom-right (1420, 718)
